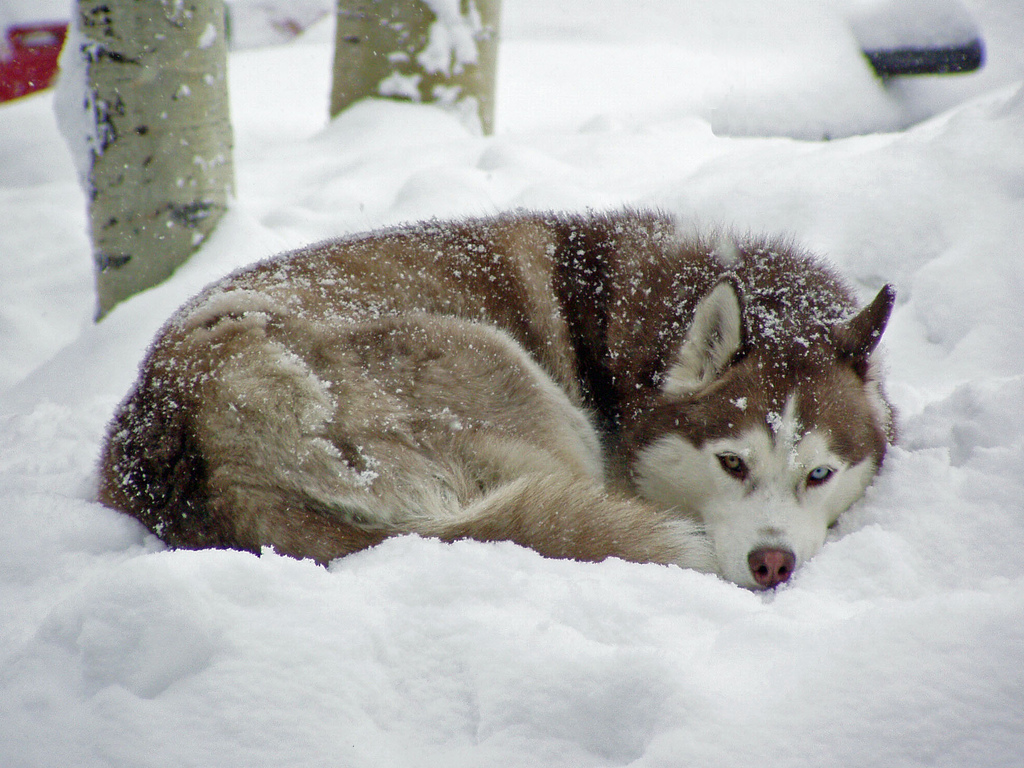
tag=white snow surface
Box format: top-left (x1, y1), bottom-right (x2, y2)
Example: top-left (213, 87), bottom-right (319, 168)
top-left (2, 1), bottom-right (1024, 766)
top-left (845, 0), bottom-right (981, 49)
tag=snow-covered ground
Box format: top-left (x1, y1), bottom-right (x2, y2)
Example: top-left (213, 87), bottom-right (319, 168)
top-left (2, 1), bottom-right (1023, 765)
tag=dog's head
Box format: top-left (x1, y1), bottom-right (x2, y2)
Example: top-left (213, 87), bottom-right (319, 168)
top-left (630, 280), bottom-right (895, 589)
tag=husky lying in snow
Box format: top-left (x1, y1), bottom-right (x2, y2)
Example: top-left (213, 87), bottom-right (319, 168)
top-left (99, 209), bottom-right (895, 590)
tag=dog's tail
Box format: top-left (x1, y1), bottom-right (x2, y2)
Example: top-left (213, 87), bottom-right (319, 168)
top-left (100, 378), bottom-right (711, 569)
top-left (418, 473), bottom-right (716, 572)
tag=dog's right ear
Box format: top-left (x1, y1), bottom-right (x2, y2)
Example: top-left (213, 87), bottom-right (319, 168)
top-left (833, 284), bottom-right (896, 378)
top-left (662, 281), bottom-right (743, 396)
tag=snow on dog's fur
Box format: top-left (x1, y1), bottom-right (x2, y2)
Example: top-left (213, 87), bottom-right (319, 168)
top-left (99, 209), bottom-right (895, 589)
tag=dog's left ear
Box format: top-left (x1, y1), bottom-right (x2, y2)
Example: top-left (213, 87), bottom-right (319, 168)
top-left (833, 284), bottom-right (896, 376)
top-left (662, 281), bottom-right (743, 396)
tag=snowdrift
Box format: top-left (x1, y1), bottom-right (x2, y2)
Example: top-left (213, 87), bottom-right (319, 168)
top-left (1, 1), bottom-right (1022, 766)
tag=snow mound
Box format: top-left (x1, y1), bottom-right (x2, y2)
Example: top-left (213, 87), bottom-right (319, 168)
top-left (2, 1), bottom-right (1023, 765)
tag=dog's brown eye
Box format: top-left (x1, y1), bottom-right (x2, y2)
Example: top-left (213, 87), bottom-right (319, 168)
top-left (717, 453), bottom-right (748, 480)
top-left (807, 466), bottom-right (834, 487)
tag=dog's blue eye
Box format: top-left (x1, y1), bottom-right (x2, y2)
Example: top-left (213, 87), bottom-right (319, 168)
top-left (717, 453), bottom-right (748, 480)
top-left (807, 466), bottom-right (834, 486)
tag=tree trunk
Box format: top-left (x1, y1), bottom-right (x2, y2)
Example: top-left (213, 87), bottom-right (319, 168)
top-left (330, 0), bottom-right (500, 134)
top-left (71, 0), bottom-right (234, 319)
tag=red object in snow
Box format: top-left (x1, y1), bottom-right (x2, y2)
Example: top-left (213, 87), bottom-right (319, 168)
top-left (0, 23), bottom-right (68, 104)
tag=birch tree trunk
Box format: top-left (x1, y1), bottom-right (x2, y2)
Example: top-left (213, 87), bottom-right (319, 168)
top-left (71, 0), bottom-right (233, 319)
top-left (330, 0), bottom-right (500, 134)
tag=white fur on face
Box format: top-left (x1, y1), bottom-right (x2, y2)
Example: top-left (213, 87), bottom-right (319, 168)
top-left (633, 395), bottom-right (878, 589)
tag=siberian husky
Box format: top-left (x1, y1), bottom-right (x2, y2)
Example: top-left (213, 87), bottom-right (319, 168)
top-left (99, 209), bottom-right (895, 589)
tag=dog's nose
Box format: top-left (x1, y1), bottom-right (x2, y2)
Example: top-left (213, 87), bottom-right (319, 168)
top-left (748, 548), bottom-right (796, 589)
